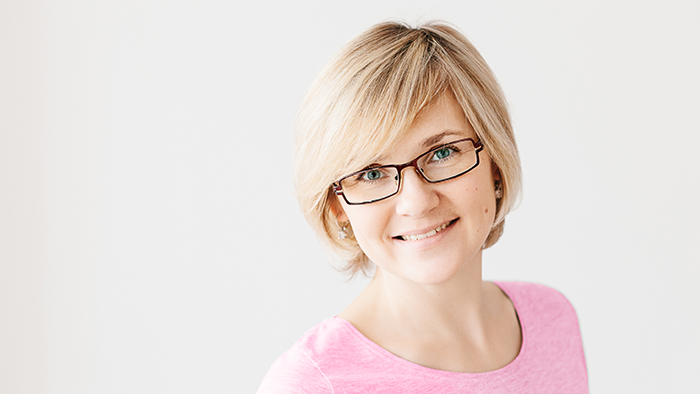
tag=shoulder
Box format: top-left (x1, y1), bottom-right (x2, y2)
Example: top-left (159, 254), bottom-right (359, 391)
top-left (493, 281), bottom-right (583, 340)
top-left (494, 281), bottom-right (587, 373)
top-left (493, 281), bottom-right (578, 316)
top-left (256, 346), bottom-right (332, 394)
top-left (257, 318), bottom-right (357, 394)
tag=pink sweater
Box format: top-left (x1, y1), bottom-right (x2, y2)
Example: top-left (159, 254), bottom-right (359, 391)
top-left (257, 281), bottom-right (588, 393)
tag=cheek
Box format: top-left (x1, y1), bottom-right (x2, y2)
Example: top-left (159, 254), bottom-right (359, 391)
top-left (482, 192), bottom-right (497, 220)
top-left (349, 220), bottom-right (391, 265)
top-left (344, 207), bottom-right (388, 249)
top-left (480, 201), bottom-right (497, 231)
top-left (469, 186), bottom-right (498, 235)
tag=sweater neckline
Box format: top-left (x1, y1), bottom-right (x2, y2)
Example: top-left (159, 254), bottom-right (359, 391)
top-left (332, 281), bottom-right (527, 377)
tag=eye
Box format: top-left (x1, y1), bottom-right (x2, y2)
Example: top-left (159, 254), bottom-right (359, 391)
top-left (431, 147), bottom-right (454, 161)
top-left (361, 169), bottom-right (385, 181)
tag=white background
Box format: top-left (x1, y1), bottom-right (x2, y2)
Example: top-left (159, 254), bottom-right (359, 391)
top-left (2, 1), bottom-right (699, 393)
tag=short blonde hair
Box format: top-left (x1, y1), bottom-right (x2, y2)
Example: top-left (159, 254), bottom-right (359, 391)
top-left (294, 21), bottom-right (522, 276)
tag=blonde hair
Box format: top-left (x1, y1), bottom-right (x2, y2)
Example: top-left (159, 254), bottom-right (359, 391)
top-left (294, 21), bottom-right (522, 276)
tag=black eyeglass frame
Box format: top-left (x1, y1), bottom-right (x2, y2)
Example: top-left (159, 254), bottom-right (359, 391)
top-left (332, 138), bottom-right (484, 205)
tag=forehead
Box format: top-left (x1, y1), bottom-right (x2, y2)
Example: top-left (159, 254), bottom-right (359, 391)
top-left (374, 92), bottom-right (475, 163)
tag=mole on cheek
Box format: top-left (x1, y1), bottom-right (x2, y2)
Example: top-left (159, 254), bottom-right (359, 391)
top-left (485, 208), bottom-right (489, 214)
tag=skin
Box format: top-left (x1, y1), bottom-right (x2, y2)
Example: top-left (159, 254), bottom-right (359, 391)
top-left (334, 91), bottom-right (522, 373)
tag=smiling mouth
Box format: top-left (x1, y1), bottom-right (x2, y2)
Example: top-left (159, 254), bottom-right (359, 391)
top-left (395, 219), bottom-right (457, 241)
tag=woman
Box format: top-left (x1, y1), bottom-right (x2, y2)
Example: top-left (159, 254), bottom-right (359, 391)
top-left (258, 21), bottom-right (587, 393)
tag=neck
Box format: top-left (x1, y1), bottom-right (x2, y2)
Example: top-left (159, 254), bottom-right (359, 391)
top-left (341, 251), bottom-right (490, 343)
top-left (338, 251), bottom-right (522, 373)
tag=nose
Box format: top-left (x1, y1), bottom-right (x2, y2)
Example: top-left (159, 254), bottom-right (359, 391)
top-left (394, 167), bottom-right (439, 217)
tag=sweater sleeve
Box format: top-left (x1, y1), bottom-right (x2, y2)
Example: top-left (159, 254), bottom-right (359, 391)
top-left (257, 347), bottom-right (334, 394)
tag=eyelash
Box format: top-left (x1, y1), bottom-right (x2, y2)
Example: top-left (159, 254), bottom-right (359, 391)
top-left (430, 144), bottom-right (461, 159)
top-left (354, 167), bottom-right (387, 183)
top-left (351, 141), bottom-right (465, 179)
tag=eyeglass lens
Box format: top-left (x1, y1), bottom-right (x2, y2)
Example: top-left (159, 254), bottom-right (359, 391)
top-left (339, 139), bottom-right (479, 204)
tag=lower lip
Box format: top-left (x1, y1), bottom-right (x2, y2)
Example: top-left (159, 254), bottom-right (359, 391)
top-left (393, 219), bottom-right (458, 251)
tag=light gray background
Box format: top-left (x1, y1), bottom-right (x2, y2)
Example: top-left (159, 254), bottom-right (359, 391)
top-left (2, 1), bottom-right (699, 393)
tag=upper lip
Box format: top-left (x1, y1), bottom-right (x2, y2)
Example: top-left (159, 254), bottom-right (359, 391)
top-left (393, 219), bottom-right (456, 238)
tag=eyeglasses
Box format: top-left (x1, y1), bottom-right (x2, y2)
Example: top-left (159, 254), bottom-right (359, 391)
top-left (332, 138), bottom-right (484, 205)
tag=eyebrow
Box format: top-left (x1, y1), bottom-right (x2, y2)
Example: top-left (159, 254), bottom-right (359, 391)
top-left (371, 130), bottom-right (468, 164)
top-left (420, 131), bottom-right (467, 148)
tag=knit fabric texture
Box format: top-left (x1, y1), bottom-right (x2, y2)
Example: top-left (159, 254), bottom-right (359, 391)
top-left (257, 281), bottom-right (588, 393)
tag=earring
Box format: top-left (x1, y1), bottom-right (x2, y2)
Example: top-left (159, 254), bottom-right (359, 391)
top-left (494, 180), bottom-right (503, 199)
top-left (336, 217), bottom-right (349, 239)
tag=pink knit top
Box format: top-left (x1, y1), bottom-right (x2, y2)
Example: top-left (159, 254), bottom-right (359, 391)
top-left (257, 281), bottom-right (588, 393)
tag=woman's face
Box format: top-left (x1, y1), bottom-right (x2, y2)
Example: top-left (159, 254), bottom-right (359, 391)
top-left (335, 92), bottom-right (499, 285)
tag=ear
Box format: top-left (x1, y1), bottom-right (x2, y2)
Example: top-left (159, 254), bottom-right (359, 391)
top-left (329, 196), bottom-right (349, 222)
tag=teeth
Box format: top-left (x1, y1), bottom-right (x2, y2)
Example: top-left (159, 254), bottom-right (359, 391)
top-left (400, 222), bottom-right (450, 241)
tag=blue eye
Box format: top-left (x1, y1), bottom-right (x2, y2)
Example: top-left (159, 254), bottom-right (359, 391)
top-left (362, 169), bottom-right (383, 181)
top-left (432, 147), bottom-right (453, 161)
